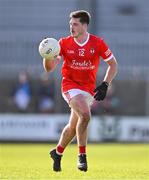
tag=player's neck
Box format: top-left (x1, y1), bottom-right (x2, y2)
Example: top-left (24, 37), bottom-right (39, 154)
top-left (74, 32), bottom-right (89, 44)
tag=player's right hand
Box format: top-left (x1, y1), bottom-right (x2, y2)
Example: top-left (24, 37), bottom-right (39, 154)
top-left (43, 56), bottom-right (61, 73)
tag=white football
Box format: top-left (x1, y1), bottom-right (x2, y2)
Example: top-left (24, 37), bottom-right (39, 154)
top-left (38, 38), bottom-right (60, 60)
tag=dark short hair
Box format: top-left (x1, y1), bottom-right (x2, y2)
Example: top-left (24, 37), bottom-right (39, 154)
top-left (70, 10), bottom-right (91, 25)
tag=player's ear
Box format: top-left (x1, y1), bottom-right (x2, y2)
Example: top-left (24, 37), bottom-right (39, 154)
top-left (83, 23), bottom-right (88, 30)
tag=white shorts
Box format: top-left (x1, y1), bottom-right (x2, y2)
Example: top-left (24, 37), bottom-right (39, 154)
top-left (62, 89), bottom-right (94, 107)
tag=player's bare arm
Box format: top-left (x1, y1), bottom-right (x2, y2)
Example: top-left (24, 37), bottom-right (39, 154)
top-left (103, 57), bottom-right (118, 84)
top-left (94, 57), bottom-right (118, 101)
top-left (43, 56), bottom-right (61, 73)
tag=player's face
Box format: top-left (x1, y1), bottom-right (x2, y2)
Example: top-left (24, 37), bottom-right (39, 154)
top-left (69, 18), bottom-right (87, 38)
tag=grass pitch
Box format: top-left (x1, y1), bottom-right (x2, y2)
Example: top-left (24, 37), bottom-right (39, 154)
top-left (0, 143), bottom-right (149, 179)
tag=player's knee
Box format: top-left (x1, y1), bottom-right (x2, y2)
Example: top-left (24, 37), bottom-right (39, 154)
top-left (79, 113), bottom-right (90, 130)
top-left (80, 111), bottom-right (91, 122)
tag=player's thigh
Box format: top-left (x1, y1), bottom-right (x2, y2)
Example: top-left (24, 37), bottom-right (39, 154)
top-left (69, 94), bottom-right (91, 119)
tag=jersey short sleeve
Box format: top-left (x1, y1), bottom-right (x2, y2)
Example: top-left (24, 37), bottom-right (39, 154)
top-left (99, 38), bottom-right (114, 61)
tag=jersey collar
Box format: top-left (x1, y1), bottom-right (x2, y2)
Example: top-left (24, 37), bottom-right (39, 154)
top-left (74, 33), bottom-right (90, 47)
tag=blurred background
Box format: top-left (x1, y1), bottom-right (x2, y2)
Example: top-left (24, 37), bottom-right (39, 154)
top-left (0, 0), bottom-right (149, 143)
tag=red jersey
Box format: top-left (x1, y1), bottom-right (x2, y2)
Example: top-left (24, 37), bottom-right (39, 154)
top-left (59, 33), bottom-right (113, 95)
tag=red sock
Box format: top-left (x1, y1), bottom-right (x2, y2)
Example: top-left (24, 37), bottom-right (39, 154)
top-left (56, 145), bottom-right (64, 155)
top-left (79, 146), bottom-right (86, 154)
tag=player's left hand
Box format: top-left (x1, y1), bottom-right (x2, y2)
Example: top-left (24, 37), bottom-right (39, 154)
top-left (94, 82), bottom-right (109, 101)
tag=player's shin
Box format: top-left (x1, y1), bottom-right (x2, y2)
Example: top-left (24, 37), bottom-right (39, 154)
top-left (56, 124), bottom-right (76, 154)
